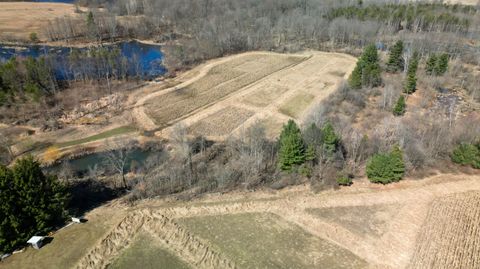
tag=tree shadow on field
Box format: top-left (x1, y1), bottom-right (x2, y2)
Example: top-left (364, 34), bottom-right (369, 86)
top-left (66, 178), bottom-right (123, 217)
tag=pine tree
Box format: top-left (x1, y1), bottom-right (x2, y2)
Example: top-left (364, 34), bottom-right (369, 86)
top-left (86, 11), bottom-right (97, 40)
top-left (0, 157), bottom-right (68, 253)
top-left (349, 44), bottom-right (382, 89)
top-left (278, 120), bottom-right (306, 171)
top-left (393, 95), bottom-right (406, 116)
top-left (321, 122), bottom-right (340, 156)
top-left (404, 72), bottom-right (417, 94)
top-left (303, 123), bottom-right (322, 149)
top-left (366, 146), bottom-right (405, 184)
top-left (349, 61), bottom-right (364, 89)
top-left (0, 165), bottom-right (17, 253)
top-left (425, 54), bottom-right (437, 75)
top-left (386, 41), bottom-right (404, 73)
top-left (434, 53), bottom-right (449, 76)
top-left (404, 52), bottom-right (419, 94)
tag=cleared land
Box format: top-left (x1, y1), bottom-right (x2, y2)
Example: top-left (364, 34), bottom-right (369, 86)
top-left (4, 174), bottom-right (471, 269)
top-left (178, 213), bottom-right (367, 269)
top-left (137, 51), bottom-right (357, 140)
top-left (0, 2), bottom-right (79, 40)
top-left (108, 232), bottom-right (190, 269)
top-left (188, 106), bottom-right (255, 137)
top-left (144, 54), bottom-right (306, 129)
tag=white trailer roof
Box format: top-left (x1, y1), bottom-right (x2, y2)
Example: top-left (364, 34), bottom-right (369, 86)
top-left (27, 236), bottom-right (45, 244)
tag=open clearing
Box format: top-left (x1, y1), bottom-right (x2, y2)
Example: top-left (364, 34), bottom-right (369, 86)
top-left (178, 213), bottom-right (367, 269)
top-left (108, 232), bottom-right (190, 269)
top-left (135, 51), bottom-right (356, 140)
top-left (0, 2), bottom-right (79, 40)
top-left (5, 173), bottom-right (478, 269)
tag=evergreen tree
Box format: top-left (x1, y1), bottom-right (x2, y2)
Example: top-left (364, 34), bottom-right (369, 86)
top-left (303, 123), bottom-right (322, 147)
top-left (349, 64), bottom-right (363, 89)
top-left (321, 122), bottom-right (340, 156)
top-left (349, 44), bottom-right (382, 89)
top-left (434, 53), bottom-right (449, 76)
top-left (0, 157), bottom-right (68, 253)
top-left (393, 95), bottom-right (406, 116)
top-left (404, 71), bottom-right (417, 94)
top-left (386, 40), bottom-right (404, 73)
top-left (404, 52), bottom-right (419, 94)
top-left (86, 11), bottom-right (97, 40)
top-left (425, 54), bottom-right (437, 75)
top-left (278, 120), bottom-right (306, 171)
top-left (0, 165), bottom-right (17, 253)
top-left (366, 146), bottom-right (405, 184)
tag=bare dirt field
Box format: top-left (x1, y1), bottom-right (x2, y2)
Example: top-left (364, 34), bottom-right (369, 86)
top-left (135, 51), bottom-right (356, 140)
top-left (5, 173), bottom-right (478, 269)
top-left (0, 2), bottom-right (80, 40)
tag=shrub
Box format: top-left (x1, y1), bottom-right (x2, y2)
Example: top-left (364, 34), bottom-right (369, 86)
top-left (29, 32), bottom-right (39, 43)
top-left (336, 175), bottom-right (352, 186)
top-left (298, 164), bottom-right (312, 178)
top-left (451, 143), bottom-right (480, 169)
top-left (366, 146), bottom-right (405, 184)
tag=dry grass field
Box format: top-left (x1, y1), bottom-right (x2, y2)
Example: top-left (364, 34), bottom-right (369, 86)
top-left (136, 51), bottom-right (357, 140)
top-left (5, 173), bottom-right (478, 269)
top-left (188, 106), bottom-right (255, 137)
top-left (0, 2), bottom-right (79, 40)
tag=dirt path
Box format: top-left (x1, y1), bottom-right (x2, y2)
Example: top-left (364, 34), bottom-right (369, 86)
top-left (74, 174), bottom-right (480, 269)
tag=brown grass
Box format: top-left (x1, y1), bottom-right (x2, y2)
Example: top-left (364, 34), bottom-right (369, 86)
top-left (242, 84), bottom-right (290, 107)
top-left (0, 2), bottom-right (79, 40)
top-left (188, 106), bottom-right (255, 137)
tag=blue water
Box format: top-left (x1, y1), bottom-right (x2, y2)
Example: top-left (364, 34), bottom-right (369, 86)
top-left (45, 148), bottom-right (164, 176)
top-left (0, 41), bottom-right (166, 80)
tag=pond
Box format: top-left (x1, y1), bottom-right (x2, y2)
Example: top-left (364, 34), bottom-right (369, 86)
top-left (0, 40), bottom-right (166, 80)
top-left (45, 148), bottom-right (164, 177)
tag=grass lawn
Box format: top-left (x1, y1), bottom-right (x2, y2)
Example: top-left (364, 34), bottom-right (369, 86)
top-left (178, 213), bottom-right (367, 269)
top-left (279, 92), bottom-right (314, 118)
top-left (108, 232), bottom-right (190, 269)
top-left (56, 126), bottom-right (136, 148)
